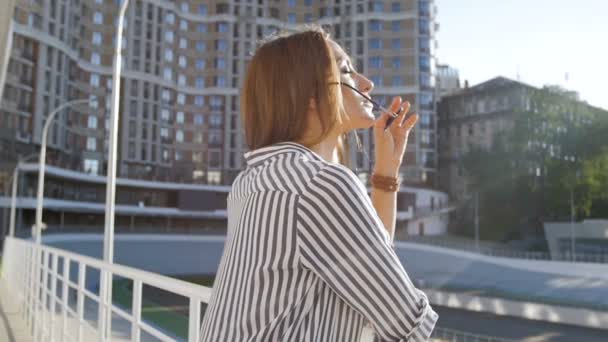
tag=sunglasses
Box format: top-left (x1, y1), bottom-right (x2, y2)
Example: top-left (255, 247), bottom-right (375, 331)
top-left (329, 82), bottom-right (405, 131)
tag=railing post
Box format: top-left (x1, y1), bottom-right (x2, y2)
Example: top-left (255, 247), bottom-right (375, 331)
top-left (77, 263), bottom-right (86, 342)
top-left (188, 297), bottom-right (201, 342)
top-left (50, 253), bottom-right (58, 341)
top-left (131, 279), bottom-right (142, 342)
top-left (40, 250), bottom-right (49, 341)
top-left (61, 257), bottom-right (70, 341)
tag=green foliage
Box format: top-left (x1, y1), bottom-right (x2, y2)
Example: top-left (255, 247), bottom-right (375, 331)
top-left (459, 87), bottom-right (608, 241)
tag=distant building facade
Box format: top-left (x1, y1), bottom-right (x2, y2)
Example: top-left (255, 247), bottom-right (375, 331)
top-left (0, 0), bottom-right (441, 188)
top-left (437, 76), bottom-right (602, 203)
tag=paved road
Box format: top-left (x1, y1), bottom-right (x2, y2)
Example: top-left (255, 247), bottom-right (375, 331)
top-left (434, 305), bottom-right (608, 342)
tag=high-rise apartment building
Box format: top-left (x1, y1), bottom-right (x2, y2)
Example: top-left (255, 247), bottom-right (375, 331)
top-left (1, 0), bottom-right (439, 187)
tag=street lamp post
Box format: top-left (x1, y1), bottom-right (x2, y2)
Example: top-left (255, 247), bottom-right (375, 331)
top-left (8, 153), bottom-right (38, 237)
top-left (99, 0), bottom-right (129, 339)
top-left (29, 97), bottom-right (94, 340)
top-left (34, 98), bottom-right (93, 244)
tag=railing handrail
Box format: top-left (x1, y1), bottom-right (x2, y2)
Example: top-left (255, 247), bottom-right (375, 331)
top-left (8, 237), bottom-right (213, 302)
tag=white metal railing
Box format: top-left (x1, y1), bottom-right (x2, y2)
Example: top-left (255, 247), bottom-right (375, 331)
top-left (406, 235), bottom-right (608, 263)
top-left (1, 237), bottom-right (213, 342)
top-left (1, 236), bottom-right (522, 342)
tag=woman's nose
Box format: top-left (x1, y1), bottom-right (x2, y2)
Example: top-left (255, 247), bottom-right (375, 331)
top-left (357, 74), bottom-right (374, 93)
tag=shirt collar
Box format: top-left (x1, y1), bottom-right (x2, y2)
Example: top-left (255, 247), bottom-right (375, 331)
top-left (244, 141), bottom-right (325, 168)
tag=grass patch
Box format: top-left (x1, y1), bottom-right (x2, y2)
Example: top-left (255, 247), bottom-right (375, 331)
top-left (112, 275), bottom-right (215, 340)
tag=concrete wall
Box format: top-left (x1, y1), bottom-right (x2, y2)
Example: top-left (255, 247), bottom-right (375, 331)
top-left (544, 219), bottom-right (608, 258)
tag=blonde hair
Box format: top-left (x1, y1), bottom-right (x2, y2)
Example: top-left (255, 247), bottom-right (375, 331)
top-left (241, 24), bottom-right (359, 168)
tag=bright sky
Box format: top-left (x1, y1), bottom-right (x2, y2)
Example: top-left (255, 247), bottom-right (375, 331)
top-left (436, 0), bottom-right (608, 110)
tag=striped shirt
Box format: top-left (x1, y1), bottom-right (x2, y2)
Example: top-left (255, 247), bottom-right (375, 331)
top-left (199, 141), bottom-right (438, 342)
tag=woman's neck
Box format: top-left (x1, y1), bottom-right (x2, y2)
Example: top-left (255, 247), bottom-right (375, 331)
top-left (309, 134), bottom-right (340, 164)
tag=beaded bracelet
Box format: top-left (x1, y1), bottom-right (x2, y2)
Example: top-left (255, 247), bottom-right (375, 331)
top-left (370, 173), bottom-right (401, 192)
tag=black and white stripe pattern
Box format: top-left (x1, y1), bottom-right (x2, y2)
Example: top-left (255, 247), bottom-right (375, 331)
top-left (199, 141), bottom-right (438, 341)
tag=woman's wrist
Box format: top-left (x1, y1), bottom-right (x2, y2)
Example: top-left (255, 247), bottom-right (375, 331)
top-left (372, 166), bottom-right (399, 178)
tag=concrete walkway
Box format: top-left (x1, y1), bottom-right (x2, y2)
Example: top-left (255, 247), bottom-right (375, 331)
top-left (0, 281), bottom-right (32, 342)
top-left (0, 280), bottom-right (133, 342)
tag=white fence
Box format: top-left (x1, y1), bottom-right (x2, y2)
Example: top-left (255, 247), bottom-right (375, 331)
top-left (406, 236), bottom-right (608, 263)
top-left (1, 236), bottom-right (522, 342)
top-left (1, 236), bottom-right (212, 342)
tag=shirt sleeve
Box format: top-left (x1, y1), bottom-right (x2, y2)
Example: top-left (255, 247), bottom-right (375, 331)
top-left (295, 163), bottom-right (438, 342)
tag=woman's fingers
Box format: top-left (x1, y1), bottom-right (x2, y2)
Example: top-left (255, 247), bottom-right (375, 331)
top-left (401, 113), bottom-right (419, 130)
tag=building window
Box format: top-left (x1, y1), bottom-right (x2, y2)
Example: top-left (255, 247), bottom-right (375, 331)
top-left (369, 56), bottom-right (383, 68)
top-left (392, 2), bottom-right (401, 11)
top-left (216, 39), bottom-right (227, 51)
top-left (161, 109), bottom-right (170, 121)
top-left (92, 32), bottom-right (102, 45)
top-left (195, 95), bottom-right (204, 106)
top-left (216, 76), bottom-right (226, 87)
top-left (196, 77), bottom-right (205, 88)
top-left (216, 58), bottom-right (226, 69)
top-left (210, 114), bottom-right (222, 127)
top-left (160, 127), bottom-right (169, 138)
top-left (164, 49), bottom-right (173, 62)
top-left (304, 13), bottom-right (312, 22)
top-left (197, 23), bottom-right (207, 33)
top-left (176, 111), bottom-right (184, 124)
top-left (88, 115), bottom-right (97, 129)
top-left (217, 22), bottom-right (229, 33)
top-left (392, 21), bottom-right (401, 32)
top-left (199, 5), bottom-right (207, 15)
top-left (177, 93), bottom-right (185, 105)
top-left (163, 68), bottom-right (172, 81)
top-left (369, 38), bottom-right (383, 49)
top-left (304, 0), bottom-right (312, 6)
top-left (176, 130), bottom-right (184, 142)
top-left (93, 12), bottom-right (103, 25)
top-left (369, 20), bottom-right (382, 31)
top-left (84, 159), bottom-right (99, 175)
top-left (91, 53), bottom-right (101, 65)
top-left (180, 19), bottom-right (188, 31)
top-left (419, 38), bottom-right (430, 52)
top-left (371, 1), bottom-right (384, 12)
top-left (181, 2), bottom-right (189, 12)
top-left (392, 76), bottom-right (403, 86)
top-left (420, 55), bottom-right (431, 72)
top-left (419, 18), bottom-right (430, 35)
top-left (288, 0), bottom-right (296, 7)
top-left (195, 59), bottom-right (205, 70)
top-left (194, 114), bottom-right (204, 125)
top-left (90, 73), bottom-right (100, 87)
top-left (179, 38), bottom-right (187, 49)
top-left (287, 13), bottom-right (296, 23)
top-left (196, 41), bottom-right (206, 52)
top-left (165, 31), bottom-right (174, 43)
top-left (392, 38), bottom-right (401, 49)
top-left (178, 74), bottom-right (186, 86)
top-left (165, 12), bottom-right (175, 24)
top-left (178, 55), bottom-right (187, 68)
top-left (86, 137), bottom-right (97, 151)
top-left (392, 57), bottom-right (401, 69)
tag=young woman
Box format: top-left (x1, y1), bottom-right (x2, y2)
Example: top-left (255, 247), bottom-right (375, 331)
top-left (199, 25), bottom-right (438, 342)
